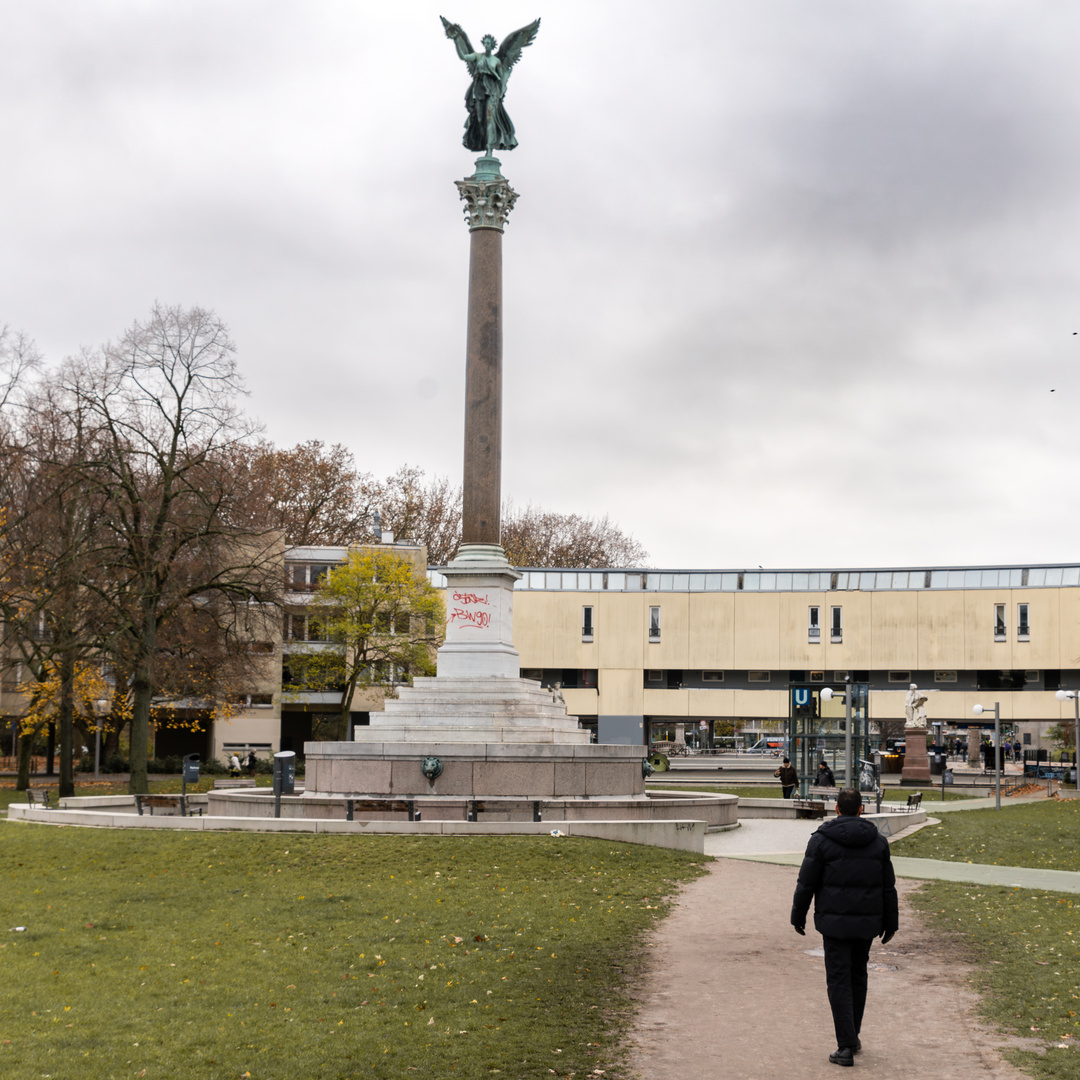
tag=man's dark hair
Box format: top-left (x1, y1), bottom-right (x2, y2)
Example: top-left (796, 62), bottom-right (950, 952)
top-left (782, 756), bottom-right (790, 764)
top-left (836, 787), bottom-right (863, 815)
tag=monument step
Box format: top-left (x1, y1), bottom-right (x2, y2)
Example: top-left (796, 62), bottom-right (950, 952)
top-left (382, 699), bottom-right (572, 719)
top-left (351, 725), bottom-right (593, 745)
top-left (367, 712), bottom-right (586, 732)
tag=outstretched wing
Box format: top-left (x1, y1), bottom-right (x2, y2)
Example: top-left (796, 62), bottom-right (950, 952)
top-left (441, 15), bottom-right (478, 74)
top-left (496, 18), bottom-right (540, 89)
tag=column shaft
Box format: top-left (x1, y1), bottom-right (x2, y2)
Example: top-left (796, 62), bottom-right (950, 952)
top-left (461, 227), bottom-right (503, 544)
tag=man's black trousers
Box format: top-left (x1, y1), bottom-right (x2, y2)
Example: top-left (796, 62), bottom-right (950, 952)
top-left (821, 935), bottom-right (872, 1049)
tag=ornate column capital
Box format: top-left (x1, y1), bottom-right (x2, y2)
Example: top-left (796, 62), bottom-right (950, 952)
top-left (455, 177), bottom-right (518, 232)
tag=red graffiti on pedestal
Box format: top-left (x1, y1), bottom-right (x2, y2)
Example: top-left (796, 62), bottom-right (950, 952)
top-left (448, 590), bottom-right (492, 630)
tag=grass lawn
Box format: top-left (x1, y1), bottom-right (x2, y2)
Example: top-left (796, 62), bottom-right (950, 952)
top-left (891, 799), bottom-right (1080, 872)
top-left (0, 823), bottom-right (706, 1079)
top-left (910, 881), bottom-right (1080, 1079)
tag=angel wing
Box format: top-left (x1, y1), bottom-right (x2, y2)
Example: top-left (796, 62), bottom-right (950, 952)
top-left (441, 15), bottom-right (478, 74)
top-left (496, 18), bottom-right (540, 91)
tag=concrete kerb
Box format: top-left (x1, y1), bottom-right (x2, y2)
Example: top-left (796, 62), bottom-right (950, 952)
top-left (4, 802), bottom-right (707, 853)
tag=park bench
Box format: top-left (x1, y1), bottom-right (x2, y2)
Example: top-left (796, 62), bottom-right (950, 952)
top-left (467, 799), bottom-right (543, 823)
top-left (899, 792), bottom-right (922, 813)
top-left (344, 798), bottom-right (418, 821)
top-left (134, 794), bottom-right (203, 817)
top-left (212, 778), bottom-right (257, 789)
top-left (792, 798), bottom-right (827, 819)
top-left (26, 789), bottom-right (52, 809)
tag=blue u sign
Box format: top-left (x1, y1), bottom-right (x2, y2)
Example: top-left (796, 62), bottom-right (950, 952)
top-left (793, 688), bottom-right (810, 708)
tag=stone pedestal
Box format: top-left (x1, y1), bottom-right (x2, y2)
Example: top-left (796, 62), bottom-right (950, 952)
top-left (901, 727), bottom-right (931, 783)
top-left (437, 543), bottom-right (521, 679)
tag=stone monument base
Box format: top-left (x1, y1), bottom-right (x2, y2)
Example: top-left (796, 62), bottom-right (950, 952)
top-left (304, 739), bottom-right (647, 801)
top-left (900, 726), bottom-right (931, 783)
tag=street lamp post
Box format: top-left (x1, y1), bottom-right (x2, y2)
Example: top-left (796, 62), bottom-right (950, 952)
top-left (92, 698), bottom-right (108, 781)
top-left (821, 675), bottom-right (853, 789)
top-left (972, 702), bottom-right (1001, 810)
top-left (1054, 689), bottom-right (1080, 791)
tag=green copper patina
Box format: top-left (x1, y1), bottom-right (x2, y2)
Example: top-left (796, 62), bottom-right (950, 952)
top-left (441, 16), bottom-right (540, 153)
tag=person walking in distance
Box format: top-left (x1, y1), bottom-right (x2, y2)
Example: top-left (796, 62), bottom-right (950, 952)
top-left (790, 787), bottom-right (898, 1067)
top-left (774, 756), bottom-right (798, 798)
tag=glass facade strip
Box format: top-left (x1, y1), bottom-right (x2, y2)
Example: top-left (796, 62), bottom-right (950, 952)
top-left (481, 563), bottom-right (1080, 592)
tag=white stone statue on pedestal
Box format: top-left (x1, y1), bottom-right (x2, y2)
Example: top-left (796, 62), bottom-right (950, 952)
top-left (905, 684), bottom-right (928, 728)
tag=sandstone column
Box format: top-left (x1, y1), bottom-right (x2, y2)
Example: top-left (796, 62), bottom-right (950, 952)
top-left (437, 155), bottom-right (522, 679)
top-left (456, 154), bottom-right (517, 545)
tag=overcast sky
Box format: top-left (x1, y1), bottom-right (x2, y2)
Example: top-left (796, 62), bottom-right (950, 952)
top-left (3, 1), bottom-right (1080, 571)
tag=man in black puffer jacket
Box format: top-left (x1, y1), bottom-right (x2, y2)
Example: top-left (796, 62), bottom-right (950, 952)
top-left (790, 787), bottom-right (899, 1067)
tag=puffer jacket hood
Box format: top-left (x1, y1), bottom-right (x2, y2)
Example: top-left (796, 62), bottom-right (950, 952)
top-left (818, 813), bottom-right (881, 849)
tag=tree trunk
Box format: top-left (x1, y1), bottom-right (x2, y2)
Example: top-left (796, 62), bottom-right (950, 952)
top-left (45, 722), bottom-right (55, 775)
top-left (16, 726), bottom-right (32, 791)
top-left (57, 651), bottom-right (76, 798)
top-left (128, 609), bottom-right (157, 794)
top-left (129, 675), bottom-right (152, 793)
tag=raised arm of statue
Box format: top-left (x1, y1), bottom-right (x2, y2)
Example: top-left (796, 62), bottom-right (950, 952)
top-left (441, 17), bottom-right (477, 68)
top-left (441, 16), bottom-right (540, 154)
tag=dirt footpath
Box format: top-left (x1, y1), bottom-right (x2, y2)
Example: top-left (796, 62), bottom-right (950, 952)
top-left (627, 859), bottom-right (1028, 1080)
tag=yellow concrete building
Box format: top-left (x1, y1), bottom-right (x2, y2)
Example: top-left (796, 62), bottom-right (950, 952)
top-left (492, 565), bottom-right (1080, 749)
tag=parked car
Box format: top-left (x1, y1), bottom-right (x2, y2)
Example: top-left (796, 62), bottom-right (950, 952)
top-left (744, 739), bottom-right (786, 756)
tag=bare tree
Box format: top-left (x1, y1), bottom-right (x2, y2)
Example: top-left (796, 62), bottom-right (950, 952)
top-left (59, 304), bottom-right (281, 793)
top-left (501, 501), bottom-right (649, 568)
top-left (372, 466), bottom-right (462, 563)
top-left (237, 440), bottom-right (377, 546)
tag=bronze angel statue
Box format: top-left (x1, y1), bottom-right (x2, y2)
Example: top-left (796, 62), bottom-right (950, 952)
top-left (441, 16), bottom-right (540, 153)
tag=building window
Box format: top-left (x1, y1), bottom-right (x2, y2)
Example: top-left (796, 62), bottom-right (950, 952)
top-left (808, 605), bottom-right (820, 642)
top-left (888, 671), bottom-right (911, 683)
top-left (1018, 604), bottom-right (1030, 641)
top-left (647, 670), bottom-right (663, 681)
top-left (994, 604), bottom-right (1006, 641)
top-left (1024, 669), bottom-right (1039, 684)
top-left (649, 606), bottom-right (661, 642)
top-left (231, 692), bottom-right (273, 708)
top-left (809, 671), bottom-right (825, 682)
top-left (702, 670), bottom-right (724, 682)
top-left (283, 614), bottom-right (328, 642)
top-left (582, 605), bottom-right (594, 642)
top-left (287, 563), bottom-right (331, 591)
top-left (830, 606), bottom-right (842, 643)
top-left (748, 670), bottom-right (771, 683)
top-left (934, 670), bottom-right (957, 683)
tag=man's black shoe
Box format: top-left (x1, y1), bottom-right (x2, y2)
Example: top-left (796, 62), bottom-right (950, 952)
top-left (829, 1047), bottom-right (855, 1067)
